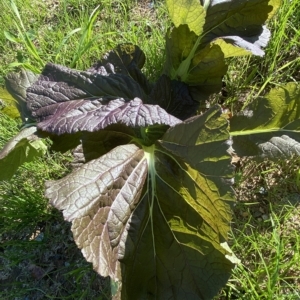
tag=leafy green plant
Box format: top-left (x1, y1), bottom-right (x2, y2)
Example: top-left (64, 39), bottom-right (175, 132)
top-left (2, 0), bottom-right (299, 299)
top-left (3, 48), bottom-right (235, 299)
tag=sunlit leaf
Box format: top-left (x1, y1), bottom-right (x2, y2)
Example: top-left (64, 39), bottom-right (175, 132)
top-left (231, 82), bottom-right (300, 158)
top-left (0, 127), bottom-right (47, 181)
top-left (164, 0), bottom-right (281, 99)
top-left (166, 0), bottom-right (206, 35)
top-left (0, 87), bottom-right (20, 119)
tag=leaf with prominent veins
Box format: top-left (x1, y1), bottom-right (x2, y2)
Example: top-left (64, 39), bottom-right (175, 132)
top-left (46, 144), bottom-right (148, 279)
top-left (25, 63), bottom-right (181, 135)
top-left (45, 105), bottom-right (236, 299)
top-left (230, 82), bottom-right (300, 158)
top-left (166, 0), bottom-right (206, 35)
top-left (34, 98), bottom-right (181, 135)
top-left (164, 0), bottom-right (280, 98)
top-left (118, 106), bottom-right (234, 299)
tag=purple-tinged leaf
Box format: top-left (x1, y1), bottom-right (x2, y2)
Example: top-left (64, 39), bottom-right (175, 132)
top-left (26, 63), bottom-right (147, 117)
top-left (149, 75), bottom-right (199, 120)
top-left (46, 144), bottom-right (148, 279)
top-left (45, 105), bottom-right (235, 298)
top-left (34, 97), bottom-right (180, 135)
top-left (26, 63), bottom-right (180, 135)
top-left (87, 44), bottom-right (151, 94)
top-left (88, 44), bottom-right (145, 75)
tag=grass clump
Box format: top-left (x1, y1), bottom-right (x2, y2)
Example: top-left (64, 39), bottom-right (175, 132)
top-left (0, 0), bottom-right (168, 84)
top-left (231, 207), bottom-right (300, 299)
top-left (217, 156), bottom-right (300, 299)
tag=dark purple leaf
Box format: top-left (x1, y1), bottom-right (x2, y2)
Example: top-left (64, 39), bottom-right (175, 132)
top-left (34, 97), bottom-right (180, 135)
top-left (88, 44), bottom-right (152, 94)
top-left (149, 75), bottom-right (199, 120)
top-left (26, 63), bottom-right (147, 117)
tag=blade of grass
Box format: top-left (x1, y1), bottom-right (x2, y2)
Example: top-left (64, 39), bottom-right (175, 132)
top-left (8, 0), bottom-right (44, 71)
top-left (70, 5), bottom-right (100, 68)
top-left (54, 27), bottom-right (82, 63)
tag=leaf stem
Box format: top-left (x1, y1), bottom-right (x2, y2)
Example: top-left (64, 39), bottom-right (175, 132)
top-left (203, 0), bottom-right (211, 10)
top-left (174, 34), bottom-right (202, 81)
top-left (230, 129), bottom-right (300, 136)
top-left (144, 145), bottom-right (157, 257)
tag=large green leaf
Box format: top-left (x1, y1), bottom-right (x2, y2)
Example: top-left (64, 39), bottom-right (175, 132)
top-left (158, 105), bottom-right (233, 241)
top-left (230, 82), bottom-right (300, 158)
top-left (0, 127), bottom-right (47, 181)
top-left (164, 0), bottom-right (280, 98)
top-left (166, 0), bottom-right (206, 35)
top-left (122, 108), bottom-right (234, 299)
top-left (165, 25), bottom-right (227, 95)
top-left (5, 69), bottom-right (39, 122)
top-left (46, 105), bottom-right (235, 299)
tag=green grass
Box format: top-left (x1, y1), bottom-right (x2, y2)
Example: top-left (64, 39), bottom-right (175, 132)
top-left (217, 156), bottom-right (300, 299)
top-left (0, 0), bottom-right (168, 84)
top-left (223, 0), bottom-right (300, 111)
top-left (0, 0), bottom-right (300, 299)
top-left (232, 207), bottom-right (300, 299)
